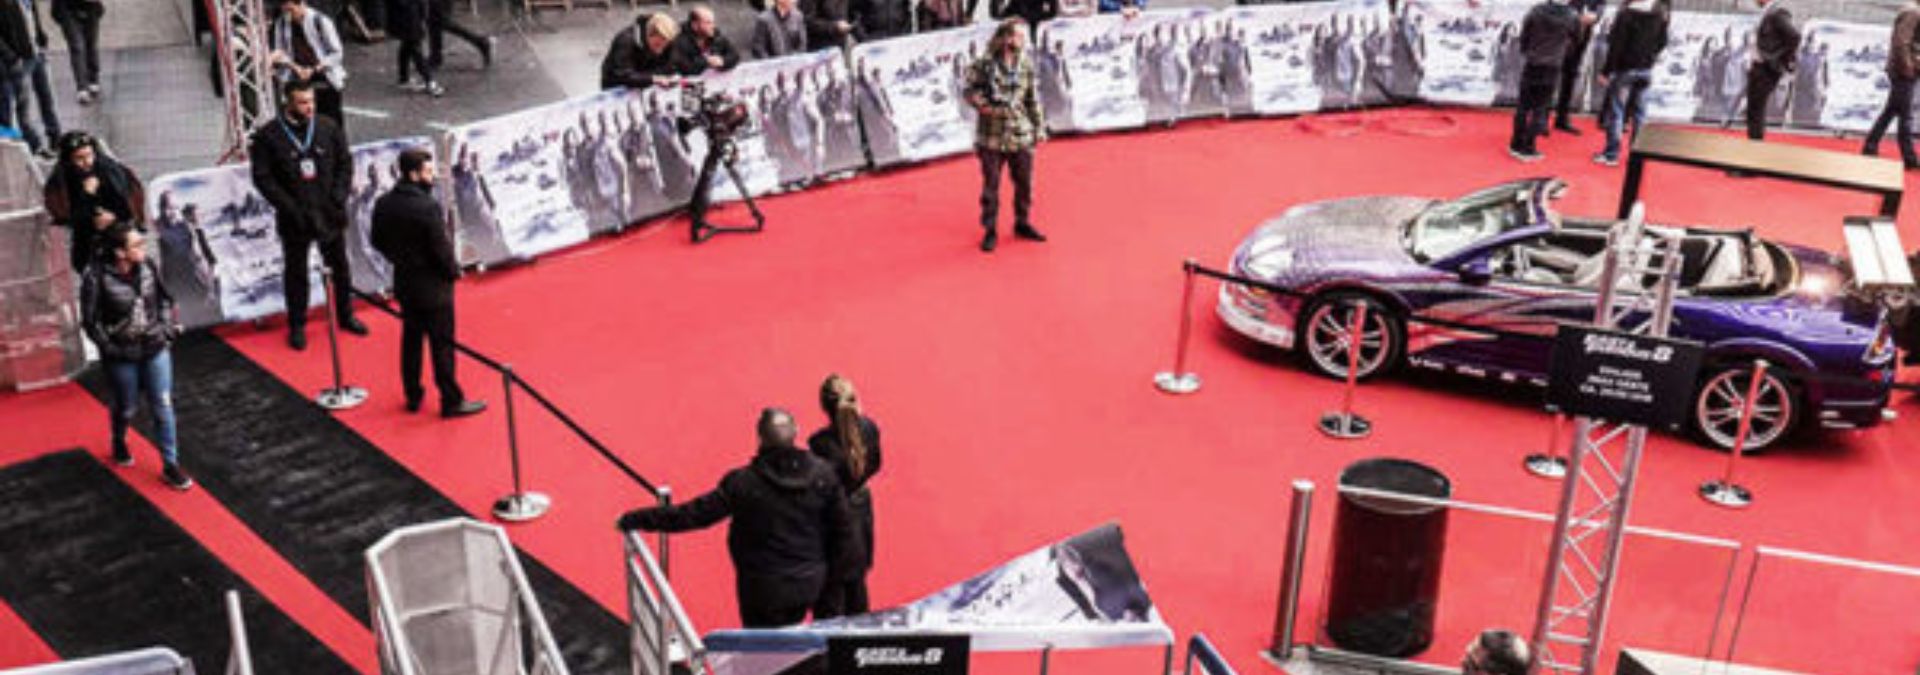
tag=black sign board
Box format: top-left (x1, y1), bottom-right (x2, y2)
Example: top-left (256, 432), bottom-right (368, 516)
top-left (1547, 325), bottom-right (1705, 429)
top-left (826, 634), bottom-right (971, 675)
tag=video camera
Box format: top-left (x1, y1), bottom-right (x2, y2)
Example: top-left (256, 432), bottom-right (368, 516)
top-left (676, 81), bottom-right (750, 141)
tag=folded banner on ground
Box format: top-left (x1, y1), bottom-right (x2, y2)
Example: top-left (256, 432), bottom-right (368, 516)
top-left (147, 138), bottom-right (436, 328)
top-left (851, 24), bottom-right (998, 167)
top-left (703, 523), bottom-right (1172, 675)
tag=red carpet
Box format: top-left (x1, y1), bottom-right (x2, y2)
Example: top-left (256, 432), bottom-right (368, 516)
top-left (7, 107), bottom-right (1920, 673)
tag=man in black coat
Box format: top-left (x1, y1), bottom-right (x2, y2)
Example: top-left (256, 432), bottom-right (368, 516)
top-left (1508, 0), bottom-right (1580, 162)
top-left (989, 0), bottom-right (1055, 39)
top-left (801, 0), bottom-right (857, 52)
top-left (852, 0), bottom-right (911, 41)
top-left (1746, 0), bottom-right (1800, 141)
top-left (1549, 0), bottom-right (1603, 134)
top-left (602, 13), bottom-right (683, 90)
top-left (250, 79), bottom-right (364, 351)
top-left (670, 5), bottom-right (740, 76)
top-left (620, 408), bottom-right (860, 627)
top-left (369, 148), bottom-right (486, 419)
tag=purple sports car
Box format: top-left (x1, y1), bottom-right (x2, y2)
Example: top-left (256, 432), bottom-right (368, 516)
top-left (1217, 178), bottom-right (1896, 451)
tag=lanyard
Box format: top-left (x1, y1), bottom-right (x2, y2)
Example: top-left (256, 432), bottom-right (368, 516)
top-left (279, 116), bottom-right (316, 154)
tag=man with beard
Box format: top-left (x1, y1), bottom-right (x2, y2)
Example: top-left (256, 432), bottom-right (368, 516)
top-left (671, 5), bottom-right (740, 76)
top-left (621, 101), bottom-right (666, 220)
top-left (856, 65), bottom-right (900, 162)
top-left (249, 79), bottom-right (362, 350)
top-left (817, 67), bottom-right (862, 170)
top-left (370, 148), bottom-right (486, 419)
top-left (44, 131), bottom-right (144, 273)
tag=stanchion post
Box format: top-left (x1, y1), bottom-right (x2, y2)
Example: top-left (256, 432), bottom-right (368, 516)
top-left (1524, 408), bottom-right (1570, 479)
top-left (1700, 360), bottom-right (1764, 509)
top-left (313, 266), bottom-right (367, 410)
top-left (656, 486), bottom-right (673, 579)
top-left (1154, 259), bottom-right (1203, 395)
top-left (1318, 300), bottom-right (1372, 438)
top-left (493, 365), bottom-right (552, 522)
top-left (1266, 480), bottom-right (1314, 661)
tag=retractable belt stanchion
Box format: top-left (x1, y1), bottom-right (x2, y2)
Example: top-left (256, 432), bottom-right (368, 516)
top-left (1154, 259), bottom-right (1203, 395)
top-left (1700, 360), bottom-right (1765, 509)
top-left (492, 365), bottom-right (552, 522)
top-left (1523, 407), bottom-right (1569, 479)
top-left (1265, 480), bottom-right (1314, 662)
top-left (314, 266), bottom-right (368, 410)
top-left (1318, 301), bottom-right (1372, 439)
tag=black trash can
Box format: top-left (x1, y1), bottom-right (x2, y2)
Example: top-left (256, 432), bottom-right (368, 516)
top-left (1323, 457), bottom-right (1452, 658)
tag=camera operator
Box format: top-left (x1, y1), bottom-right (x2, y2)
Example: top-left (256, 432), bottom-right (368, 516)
top-left (601, 14), bottom-right (683, 91)
top-left (619, 408), bottom-right (860, 627)
top-left (671, 5), bottom-right (740, 76)
top-left (967, 18), bottom-right (1048, 253)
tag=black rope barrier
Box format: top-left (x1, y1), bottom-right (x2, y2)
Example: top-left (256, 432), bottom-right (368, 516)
top-left (352, 290), bottom-right (662, 495)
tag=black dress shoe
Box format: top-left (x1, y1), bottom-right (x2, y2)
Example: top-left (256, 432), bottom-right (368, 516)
top-left (405, 397), bottom-right (423, 413)
top-left (339, 315), bottom-right (369, 336)
top-left (288, 329), bottom-right (308, 351)
top-left (1013, 224), bottom-right (1047, 242)
top-left (442, 400), bottom-right (488, 418)
top-left (1553, 122), bottom-right (1582, 136)
top-left (980, 230), bottom-right (998, 252)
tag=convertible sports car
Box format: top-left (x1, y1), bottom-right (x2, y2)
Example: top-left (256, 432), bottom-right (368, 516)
top-left (1217, 178), bottom-right (1896, 451)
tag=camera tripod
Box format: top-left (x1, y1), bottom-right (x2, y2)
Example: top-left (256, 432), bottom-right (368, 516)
top-left (688, 133), bottom-right (766, 244)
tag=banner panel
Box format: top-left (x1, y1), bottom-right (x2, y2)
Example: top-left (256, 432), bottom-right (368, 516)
top-left (1217, 0), bottom-right (1395, 116)
top-left (692, 50), bottom-right (865, 202)
top-left (147, 166), bottom-right (322, 328)
top-left (1399, 0), bottom-right (1533, 107)
top-left (1802, 20), bottom-right (1893, 132)
top-left (850, 25), bottom-right (998, 166)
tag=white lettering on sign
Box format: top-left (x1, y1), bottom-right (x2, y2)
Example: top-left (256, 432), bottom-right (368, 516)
top-left (855, 647), bottom-right (946, 668)
top-left (1582, 333), bottom-right (1674, 363)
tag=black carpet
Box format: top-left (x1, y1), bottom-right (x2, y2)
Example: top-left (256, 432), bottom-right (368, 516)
top-left (0, 451), bottom-right (353, 672)
top-left (79, 332), bottom-right (627, 674)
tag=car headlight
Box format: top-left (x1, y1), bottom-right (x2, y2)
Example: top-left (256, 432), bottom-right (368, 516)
top-left (1866, 319), bottom-right (1897, 365)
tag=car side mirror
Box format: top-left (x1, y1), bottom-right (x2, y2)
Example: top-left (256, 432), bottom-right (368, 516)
top-left (1458, 259), bottom-right (1494, 285)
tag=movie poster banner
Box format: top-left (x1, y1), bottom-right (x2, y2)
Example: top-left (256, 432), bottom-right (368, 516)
top-left (1799, 20), bottom-right (1892, 132)
top-left (146, 165), bottom-right (323, 328)
top-left (342, 137), bottom-right (432, 295)
top-left (702, 524), bottom-right (1173, 675)
top-left (1398, 0), bottom-right (1532, 107)
top-left (1039, 10), bottom-right (1211, 131)
top-left (1216, 0), bottom-right (1394, 116)
top-left (851, 24), bottom-right (997, 166)
top-left (690, 50), bottom-right (864, 202)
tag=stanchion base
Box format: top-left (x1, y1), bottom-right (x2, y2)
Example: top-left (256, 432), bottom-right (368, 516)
top-left (1523, 454), bottom-right (1569, 479)
top-left (1317, 412), bottom-right (1371, 439)
top-left (493, 492), bottom-right (552, 522)
top-left (1153, 371), bottom-right (1202, 395)
top-left (1699, 480), bottom-right (1752, 509)
top-left (315, 386), bottom-right (369, 410)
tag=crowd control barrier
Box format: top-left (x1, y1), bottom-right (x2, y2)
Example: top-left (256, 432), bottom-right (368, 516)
top-left (365, 519), bottom-right (570, 675)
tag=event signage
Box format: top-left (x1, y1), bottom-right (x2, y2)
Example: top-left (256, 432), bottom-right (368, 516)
top-left (826, 635), bottom-right (970, 674)
top-left (1546, 326), bottom-right (1704, 429)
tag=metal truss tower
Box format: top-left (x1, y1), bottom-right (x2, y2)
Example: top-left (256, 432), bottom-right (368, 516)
top-left (210, 0), bottom-right (276, 163)
top-left (1529, 204), bottom-right (1683, 674)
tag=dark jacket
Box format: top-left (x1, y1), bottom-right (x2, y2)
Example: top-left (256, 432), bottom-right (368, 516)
top-left (370, 180), bottom-right (458, 310)
top-left (808, 418), bottom-right (881, 572)
top-left (1754, 3), bottom-right (1800, 74)
top-left (621, 446), bottom-right (860, 585)
top-left (1601, 4), bottom-right (1669, 74)
top-left (1518, 0), bottom-right (1581, 69)
top-left (248, 113), bottom-right (354, 242)
top-left (600, 20), bottom-right (680, 90)
top-left (49, 0), bottom-right (103, 23)
top-left (80, 260), bottom-right (177, 362)
top-left (0, 0), bottom-right (47, 66)
top-left (1890, 4), bottom-right (1920, 80)
top-left (990, 0), bottom-right (1056, 33)
top-left (750, 8), bottom-right (807, 59)
top-left (385, 0), bottom-right (430, 42)
top-left (853, 0), bottom-right (912, 40)
top-left (44, 153), bottom-right (147, 271)
top-left (801, 0), bottom-right (856, 51)
top-left (669, 29), bottom-right (741, 76)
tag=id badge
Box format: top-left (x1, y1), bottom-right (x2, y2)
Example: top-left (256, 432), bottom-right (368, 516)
top-left (299, 158), bottom-right (318, 181)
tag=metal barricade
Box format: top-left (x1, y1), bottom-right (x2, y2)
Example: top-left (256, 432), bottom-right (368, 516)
top-left (0, 649), bottom-right (196, 675)
top-left (365, 518), bottom-right (570, 675)
top-left (0, 139), bottom-right (82, 393)
top-left (224, 590), bottom-right (253, 675)
top-left (1183, 634), bottom-right (1236, 675)
top-left (624, 531), bottom-right (707, 675)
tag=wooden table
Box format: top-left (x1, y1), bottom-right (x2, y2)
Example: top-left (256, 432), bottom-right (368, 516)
top-left (1620, 125), bottom-right (1906, 219)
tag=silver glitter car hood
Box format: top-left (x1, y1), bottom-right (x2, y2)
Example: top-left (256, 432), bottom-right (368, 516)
top-left (1236, 196), bottom-right (1436, 285)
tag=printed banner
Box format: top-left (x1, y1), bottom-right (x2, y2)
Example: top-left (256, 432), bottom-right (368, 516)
top-left (703, 524), bottom-right (1173, 675)
top-left (1218, 0), bottom-right (1395, 116)
top-left (1039, 10), bottom-right (1211, 131)
top-left (343, 137), bottom-right (431, 295)
top-left (1398, 0), bottom-right (1533, 107)
top-left (147, 165), bottom-right (322, 328)
top-left (851, 24), bottom-right (998, 166)
top-left (442, 91), bottom-right (630, 264)
top-left (690, 50), bottom-right (866, 202)
top-left (1801, 20), bottom-right (1891, 132)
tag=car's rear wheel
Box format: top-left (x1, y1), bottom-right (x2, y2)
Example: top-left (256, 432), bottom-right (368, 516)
top-left (1690, 363), bottom-right (1800, 453)
top-left (1300, 292), bottom-right (1404, 382)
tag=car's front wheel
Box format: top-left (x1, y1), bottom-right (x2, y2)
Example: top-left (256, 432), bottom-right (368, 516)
top-left (1299, 292), bottom-right (1404, 382)
top-left (1690, 363), bottom-right (1800, 453)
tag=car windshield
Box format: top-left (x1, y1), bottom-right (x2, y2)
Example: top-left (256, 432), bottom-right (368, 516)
top-left (1404, 183), bottom-right (1540, 263)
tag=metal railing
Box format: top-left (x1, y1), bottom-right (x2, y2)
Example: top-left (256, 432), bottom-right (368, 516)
top-left (0, 649), bottom-right (196, 674)
top-left (224, 591), bottom-right (253, 675)
top-left (1183, 634), bottom-right (1236, 675)
top-left (624, 531), bottom-right (708, 675)
top-left (365, 518), bottom-right (570, 675)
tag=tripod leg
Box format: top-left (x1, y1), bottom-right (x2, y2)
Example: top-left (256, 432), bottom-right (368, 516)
top-left (723, 157), bottom-right (765, 232)
top-left (689, 137), bottom-right (724, 243)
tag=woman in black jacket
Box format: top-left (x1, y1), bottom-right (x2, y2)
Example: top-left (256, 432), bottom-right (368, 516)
top-left (808, 374), bottom-right (881, 617)
top-left (44, 131), bottom-right (145, 272)
top-left (81, 223), bottom-right (193, 491)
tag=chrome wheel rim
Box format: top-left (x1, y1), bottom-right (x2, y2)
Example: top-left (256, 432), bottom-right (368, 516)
top-left (1305, 300), bottom-right (1391, 378)
top-left (1695, 368), bottom-right (1792, 451)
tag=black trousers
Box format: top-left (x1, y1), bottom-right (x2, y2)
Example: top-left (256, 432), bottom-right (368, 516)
top-left (280, 231), bottom-right (355, 331)
top-left (397, 37), bottom-right (436, 84)
top-left (55, 11), bottom-right (102, 89)
top-left (1865, 75), bottom-right (1918, 166)
top-left (428, 2), bottom-right (487, 66)
top-left (1511, 66), bottom-right (1558, 154)
top-left (977, 146), bottom-right (1034, 230)
top-left (738, 572), bottom-right (825, 628)
top-left (1552, 31), bottom-right (1590, 124)
top-left (400, 300), bottom-right (463, 407)
top-left (812, 490), bottom-right (874, 619)
top-left (1747, 64), bottom-right (1783, 141)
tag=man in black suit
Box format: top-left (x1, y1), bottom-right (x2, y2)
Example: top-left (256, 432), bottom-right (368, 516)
top-left (250, 79), bottom-right (364, 351)
top-left (1746, 0), bottom-right (1800, 141)
top-left (369, 148), bottom-right (487, 418)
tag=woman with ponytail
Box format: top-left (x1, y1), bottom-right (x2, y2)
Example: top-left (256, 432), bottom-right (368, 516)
top-left (808, 374), bottom-right (882, 617)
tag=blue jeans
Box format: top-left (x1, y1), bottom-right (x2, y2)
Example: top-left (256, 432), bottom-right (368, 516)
top-left (106, 350), bottom-right (179, 465)
top-left (0, 54), bottom-right (61, 151)
top-left (1599, 68), bottom-right (1651, 160)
